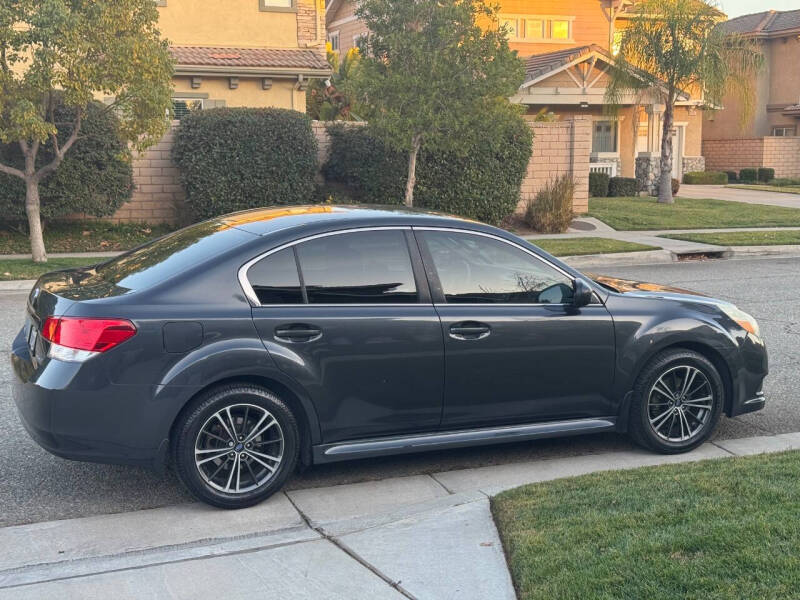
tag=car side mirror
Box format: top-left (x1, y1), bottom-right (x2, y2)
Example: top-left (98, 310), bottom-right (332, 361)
top-left (572, 278), bottom-right (593, 308)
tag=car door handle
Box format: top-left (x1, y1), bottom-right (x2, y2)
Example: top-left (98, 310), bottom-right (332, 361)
top-left (274, 324), bottom-right (322, 342)
top-left (449, 322), bottom-right (491, 340)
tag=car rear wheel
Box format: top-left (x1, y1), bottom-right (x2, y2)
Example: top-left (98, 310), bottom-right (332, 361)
top-left (173, 385), bottom-right (299, 509)
top-left (629, 349), bottom-right (723, 454)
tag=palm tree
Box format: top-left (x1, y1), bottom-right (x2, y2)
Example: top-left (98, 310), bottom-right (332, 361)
top-left (606, 0), bottom-right (763, 203)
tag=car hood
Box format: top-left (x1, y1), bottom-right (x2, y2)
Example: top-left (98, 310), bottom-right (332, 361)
top-left (587, 273), bottom-right (735, 308)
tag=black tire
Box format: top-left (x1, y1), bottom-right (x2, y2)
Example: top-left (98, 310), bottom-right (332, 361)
top-left (629, 349), bottom-right (724, 454)
top-left (173, 384), bottom-right (300, 509)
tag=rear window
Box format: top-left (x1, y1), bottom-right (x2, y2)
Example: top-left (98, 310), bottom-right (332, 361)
top-left (94, 221), bottom-right (252, 292)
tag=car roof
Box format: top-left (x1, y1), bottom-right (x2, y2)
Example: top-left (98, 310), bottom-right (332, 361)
top-left (214, 205), bottom-right (491, 237)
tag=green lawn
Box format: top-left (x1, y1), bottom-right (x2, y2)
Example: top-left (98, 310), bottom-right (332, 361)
top-left (0, 222), bottom-right (174, 254)
top-left (728, 183), bottom-right (800, 195)
top-left (662, 230), bottom-right (800, 247)
top-left (532, 237), bottom-right (658, 257)
top-left (493, 451), bottom-right (800, 600)
top-left (0, 257), bottom-right (99, 281)
top-left (588, 196), bottom-right (800, 230)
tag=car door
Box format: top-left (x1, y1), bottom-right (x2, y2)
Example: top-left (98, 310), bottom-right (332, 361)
top-left (246, 228), bottom-right (444, 443)
top-left (415, 228), bottom-right (615, 429)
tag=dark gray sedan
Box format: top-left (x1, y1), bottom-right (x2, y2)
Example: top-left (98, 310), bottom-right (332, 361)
top-left (11, 206), bottom-right (768, 508)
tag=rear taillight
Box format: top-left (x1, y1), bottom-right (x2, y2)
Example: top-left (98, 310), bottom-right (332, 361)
top-left (42, 317), bottom-right (137, 362)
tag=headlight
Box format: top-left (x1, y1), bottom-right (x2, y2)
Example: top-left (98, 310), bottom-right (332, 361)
top-left (720, 305), bottom-right (760, 338)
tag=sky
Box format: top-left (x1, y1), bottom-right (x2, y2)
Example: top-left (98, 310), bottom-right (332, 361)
top-left (719, 0), bottom-right (800, 17)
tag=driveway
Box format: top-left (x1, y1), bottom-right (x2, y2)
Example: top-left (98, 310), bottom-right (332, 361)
top-left (1, 256), bottom-right (798, 527)
top-left (680, 184), bottom-right (800, 208)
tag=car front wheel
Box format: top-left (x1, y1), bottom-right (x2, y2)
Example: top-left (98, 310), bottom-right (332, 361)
top-left (173, 385), bottom-right (299, 509)
top-left (629, 349), bottom-right (724, 454)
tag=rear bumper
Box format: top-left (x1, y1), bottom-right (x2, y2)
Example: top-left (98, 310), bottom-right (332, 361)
top-left (11, 327), bottom-right (175, 468)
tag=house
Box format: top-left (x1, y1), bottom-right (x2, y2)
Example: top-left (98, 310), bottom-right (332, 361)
top-left (326, 0), bottom-right (708, 190)
top-left (157, 0), bottom-right (330, 116)
top-left (703, 9), bottom-right (800, 178)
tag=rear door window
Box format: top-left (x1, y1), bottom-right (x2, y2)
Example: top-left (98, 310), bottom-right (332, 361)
top-left (295, 230), bottom-right (418, 304)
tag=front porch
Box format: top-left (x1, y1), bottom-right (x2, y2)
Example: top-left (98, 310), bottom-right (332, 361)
top-left (512, 44), bottom-right (706, 192)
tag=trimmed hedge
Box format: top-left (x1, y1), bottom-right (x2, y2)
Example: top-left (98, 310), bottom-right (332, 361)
top-left (173, 108), bottom-right (317, 220)
top-left (739, 168), bottom-right (758, 182)
top-left (608, 177), bottom-right (638, 197)
top-left (0, 101), bottom-right (133, 222)
top-left (323, 112), bottom-right (533, 224)
top-left (589, 172), bottom-right (610, 197)
top-left (772, 178), bottom-right (800, 187)
top-left (758, 167), bottom-right (775, 183)
top-left (726, 171), bottom-right (738, 182)
top-left (683, 171), bottom-right (727, 185)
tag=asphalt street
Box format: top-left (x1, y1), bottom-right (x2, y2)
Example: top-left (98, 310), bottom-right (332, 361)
top-left (1, 255), bottom-right (797, 527)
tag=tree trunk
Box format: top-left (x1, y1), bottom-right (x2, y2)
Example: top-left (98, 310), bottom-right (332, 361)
top-left (404, 134), bottom-right (423, 207)
top-left (658, 103), bottom-right (675, 205)
top-left (25, 179), bottom-right (47, 263)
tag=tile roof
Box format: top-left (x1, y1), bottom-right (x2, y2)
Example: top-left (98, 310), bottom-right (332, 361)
top-left (722, 9), bottom-right (800, 36)
top-left (169, 46), bottom-right (329, 71)
top-left (524, 45), bottom-right (606, 83)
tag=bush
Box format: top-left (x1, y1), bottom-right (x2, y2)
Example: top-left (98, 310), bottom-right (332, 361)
top-left (739, 168), bottom-right (758, 182)
top-left (589, 172), bottom-right (610, 197)
top-left (173, 108), bottom-right (317, 220)
top-left (772, 178), bottom-right (800, 187)
top-left (524, 174), bottom-right (575, 233)
top-left (758, 167), bottom-right (775, 183)
top-left (0, 101), bottom-right (133, 222)
top-left (683, 171), bottom-right (727, 184)
top-left (323, 110), bottom-right (533, 224)
top-left (608, 177), bottom-right (638, 197)
top-left (672, 178), bottom-right (680, 195)
top-left (726, 171), bottom-right (738, 182)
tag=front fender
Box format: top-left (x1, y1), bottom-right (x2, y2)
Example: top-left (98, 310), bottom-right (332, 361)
top-left (608, 295), bottom-right (740, 404)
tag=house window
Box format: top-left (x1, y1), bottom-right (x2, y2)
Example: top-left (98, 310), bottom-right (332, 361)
top-left (353, 33), bottom-right (367, 48)
top-left (772, 126), bottom-right (796, 137)
top-left (551, 19), bottom-right (570, 40)
top-left (173, 98), bottom-right (203, 120)
top-left (259, 0), bottom-right (295, 11)
top-left (500, 18), bottom-right (519, 39)
top-left (328, 30), bottom-right (340, 51)
top-left (524, 19), bottom-right (544, 39)
top-left (499, 15), bottom-right (574, 42)
top-left (593, 121), bottom-right (618, 153)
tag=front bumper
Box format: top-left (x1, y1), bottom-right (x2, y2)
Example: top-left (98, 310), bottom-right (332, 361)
top-left (728, 332), bottom-right (768, 417)
top-left (11, 327), bottom-right (174, 468)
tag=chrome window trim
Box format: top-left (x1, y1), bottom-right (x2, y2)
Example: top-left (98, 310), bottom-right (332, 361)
top-left (412, 226), bottom-right (591, 308)
top-left (238, 226), bottom-right (416, 307)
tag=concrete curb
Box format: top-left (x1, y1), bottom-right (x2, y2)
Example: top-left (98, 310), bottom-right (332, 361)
top-left (2, 430), bottom-right (799, 599)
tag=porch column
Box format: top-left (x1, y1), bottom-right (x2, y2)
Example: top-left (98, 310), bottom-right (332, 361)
top-left (645, 104), bottom-right (664, 155)
top-left (636, 104), bottom-right (665, 195)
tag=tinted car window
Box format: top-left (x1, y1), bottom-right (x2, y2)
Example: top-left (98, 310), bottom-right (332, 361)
top-left (421, 231), bottom-right (573, 304)
top-left (296, 230), bottom-right (417, 304)
top-left (247, 248), bottom-right (303, 304)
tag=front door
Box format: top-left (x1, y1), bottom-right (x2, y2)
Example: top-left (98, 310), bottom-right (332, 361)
top-left (247, 229), bottom-right (444, 443)
top-left (416, 229), bottom-right (616, 428)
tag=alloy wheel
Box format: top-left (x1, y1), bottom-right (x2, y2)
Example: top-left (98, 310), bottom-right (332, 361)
top-left (647, 365), bottom-right (714, 443)
top-left (194, 403), bottom-right (284, 494)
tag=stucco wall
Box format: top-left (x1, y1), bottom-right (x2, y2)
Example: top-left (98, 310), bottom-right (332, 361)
top-left (703, 136), bottom-right (800, 178)
top-left (173, 76), bottom-right (306, 111)
top-left (520, 117), bottom-right (592, 214)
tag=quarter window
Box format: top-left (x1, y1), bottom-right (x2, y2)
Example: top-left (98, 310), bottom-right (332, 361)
top-left (247, 248), bottom-right (304, 305)
top-left (296, 230), bottom-right (417, 304)
top-left (421, 231), bottom-right (574, 304)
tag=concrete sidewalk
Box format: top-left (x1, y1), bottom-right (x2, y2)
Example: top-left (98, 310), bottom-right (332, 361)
top-left (2, 431), bottom-right (799, 599)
